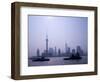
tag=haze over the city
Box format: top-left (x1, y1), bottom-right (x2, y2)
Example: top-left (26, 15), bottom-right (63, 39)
top-left (28, 15), bottom-right (88, 57)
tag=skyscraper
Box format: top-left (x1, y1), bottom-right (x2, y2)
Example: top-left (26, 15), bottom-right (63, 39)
top-left (37, 48), bottom-right (40, 57)
top-left (67, 47), bottom-right (70, 55)
top-left (46, 35), bottom-right (48, 55)
top-left (55, 46), bottom-right (57, 56)
top-left (58, 48), bottom-right (61, 56)
top-left (76, 46), bottom-right (84, 56)
top-left (49, 48), bottom-right (54, 56)
top-left (65, 43), bottom-right (68, 54)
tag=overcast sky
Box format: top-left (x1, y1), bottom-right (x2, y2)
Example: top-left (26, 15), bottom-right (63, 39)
top-left (28, 15), bottom-right (88, 57)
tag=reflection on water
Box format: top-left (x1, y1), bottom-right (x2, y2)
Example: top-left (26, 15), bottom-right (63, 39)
top-left (28, 56), bottom-right (87, 66)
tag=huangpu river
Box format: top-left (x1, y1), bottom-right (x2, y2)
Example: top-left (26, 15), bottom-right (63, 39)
top-left (28, 56), bottom-right (87, 66)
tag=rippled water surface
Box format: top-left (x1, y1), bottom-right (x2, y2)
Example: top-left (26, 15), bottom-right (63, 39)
top-left (28, 56), bottom-right (87, 66)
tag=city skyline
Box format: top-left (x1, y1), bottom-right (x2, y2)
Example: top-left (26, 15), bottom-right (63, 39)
top-left (33, 34), bottom-right (85, 57)
top-left (28, 15), bottom-right (88, 57)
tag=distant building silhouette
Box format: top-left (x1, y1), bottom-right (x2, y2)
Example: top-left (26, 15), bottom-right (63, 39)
top-left (55, 47), bottom-right (57, 56)
top-left (65, 43), bottom-right (71, 56)
top-left (67, 47), bottom-right (70, 54)
top-left (65, 43), bottom-right (68, 54)
top-left (41, 50), bottom-right (46, 57)
top-left (49, 48), bottom-right (54, 56)
top-left (58, 48), bottom-right (61, 56)
top-left (71, 49), bottom-right (75, 57)
top-left (46, 35), bottom-right (48, 56)
top-left (37, 48), bottom-right (40, 57)
top-left (76, 46), bottom-right (84, 56)
top-left (72, 49), bottom-right (75, 54)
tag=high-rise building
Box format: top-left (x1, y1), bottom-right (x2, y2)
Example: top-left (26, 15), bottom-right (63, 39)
top-left (65, 43), bottom-right (71, 56)
top-left (65, 43), bottom-right (68, 54)
top-left (37, 48), bottom-right (40, 57)
top-left (55, 46), bottom-right (57, 56)
top-left (58, 48), bottom-right (61, 56)
top-left (71, 49), bottom-right (75, 57)
top-left (67, 47), bottom-right (70, 56)
top-left (76, 46), bottom-right (84, 56)
top-left (46, 35), bottom-right (48, 55)
top-left (49, 48), bottom-right (54, 56)
top-left (72, 49), bottom-right (75, 54)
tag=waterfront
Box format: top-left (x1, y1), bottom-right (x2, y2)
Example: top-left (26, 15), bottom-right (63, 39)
top-left (28, 56), bottom-right (87, 66)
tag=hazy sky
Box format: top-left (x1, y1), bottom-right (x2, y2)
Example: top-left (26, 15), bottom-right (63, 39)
top-left (28, 15), bottom-right (88, 57)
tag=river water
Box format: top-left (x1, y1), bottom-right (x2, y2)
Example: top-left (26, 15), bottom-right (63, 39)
top-left (28, 56), bottom-right (87, 66)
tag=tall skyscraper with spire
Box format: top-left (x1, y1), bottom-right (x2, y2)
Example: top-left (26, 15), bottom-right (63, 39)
top-left (46, 35), bottom-right (48, 55)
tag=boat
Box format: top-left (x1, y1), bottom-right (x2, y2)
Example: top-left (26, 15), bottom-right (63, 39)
top-left (64, 56), bottom-right (82, 60)
top-left (32, 57), bottom-right (50, 61)
top-left (64, 53), bottom-right (82, 60)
